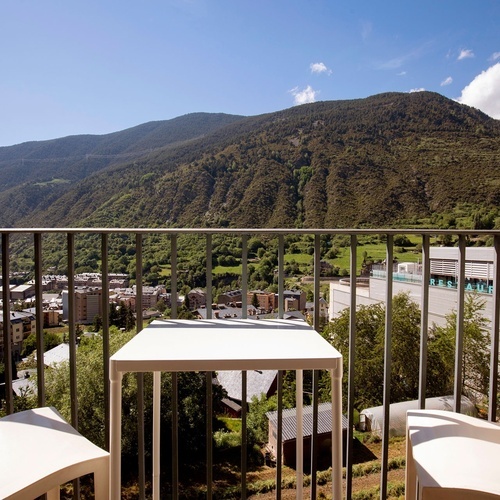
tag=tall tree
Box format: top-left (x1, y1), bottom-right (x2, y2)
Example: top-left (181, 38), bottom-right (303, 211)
top-left (429, 294), bottom-right (492, 401)
top-left (322, 292), bottom-right (492, 411)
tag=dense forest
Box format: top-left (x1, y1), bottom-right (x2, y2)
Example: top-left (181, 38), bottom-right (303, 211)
top-left (1, 91), bottom-right (499, 230)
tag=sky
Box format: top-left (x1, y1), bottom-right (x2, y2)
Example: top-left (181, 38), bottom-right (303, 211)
top-left (1, 0), bottom-right (499, 147)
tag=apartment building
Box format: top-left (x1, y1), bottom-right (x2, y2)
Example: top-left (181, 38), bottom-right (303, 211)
top-left (62, 287), bottom-right (103, 325)
top-left (0, 310), bottom-right (36, 361)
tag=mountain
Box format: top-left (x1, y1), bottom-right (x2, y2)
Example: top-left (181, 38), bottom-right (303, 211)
top-left (0, 113), bottom-right (245, 226)
top-left (2, 92), bottom-right (500, 229)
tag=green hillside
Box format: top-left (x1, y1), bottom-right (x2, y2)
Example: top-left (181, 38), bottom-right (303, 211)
top-left (0, 113), bottom-right (245, 226)
top-left (2, 91), bottom-right (500, 229)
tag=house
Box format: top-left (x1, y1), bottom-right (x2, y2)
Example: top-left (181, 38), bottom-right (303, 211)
top-left (247, 290), bottom-right (276, 312)
top-left (187, 288), bottom-right (206, 310)
top-left (266, 402), bottom-right (348, 470)
top-left (217, 289), bottom-right (243, 306)
top-left (41, 343), bottom-right (70, 367)
top-left (282, 290), bottom-right (306, 311)
top-left (195, 303), bottom-right (250, 320)
top-left (216, 369), bottom-right (278, 416)
top-left (10, 284), bottom-right (36, 301)
top-left (305, 297), bottom-right (329, 322)
top-left (0, 310), bottom-right (36, 361)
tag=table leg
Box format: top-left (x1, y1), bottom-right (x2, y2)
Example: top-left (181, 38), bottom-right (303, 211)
top-left (153, 371), bottom-right (161, 500)
top-left (331, 368), bottom-right (343, 500)
top-left (110, 367), bottom-right (123, 500)
top-left (405, 423), bottom-right (416, 500)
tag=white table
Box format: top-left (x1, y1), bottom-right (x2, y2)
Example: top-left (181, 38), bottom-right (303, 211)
top-left (109, 318), bottom-right (343, 499)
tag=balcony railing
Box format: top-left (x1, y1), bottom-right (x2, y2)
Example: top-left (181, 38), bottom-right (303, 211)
top-left (1, 228), bottom-right (500, 499)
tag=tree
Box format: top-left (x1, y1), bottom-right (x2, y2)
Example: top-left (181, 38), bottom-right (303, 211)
top-left (429, 294), bottom-right (492, 402)
top-left (21, 331), bottom-right (62, 357)
top-left (247, 394), bottom-right (277, 444)
top-left (324, 292), bottom-right (437, 410)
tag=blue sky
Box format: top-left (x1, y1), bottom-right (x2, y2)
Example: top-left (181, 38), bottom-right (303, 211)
top-left (1, 0), bottom-right (499, 147)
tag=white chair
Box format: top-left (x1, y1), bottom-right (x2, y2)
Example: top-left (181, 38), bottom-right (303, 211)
top-left (406, 409), bottom-right (500, 499)
top-left (0, 406), bottom-right (109, 499)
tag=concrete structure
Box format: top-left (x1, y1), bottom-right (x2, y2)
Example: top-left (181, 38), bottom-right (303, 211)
top-left (360, 395), bottom-right (477, 438)
top-left (330, 247), bottom-right (497, 328)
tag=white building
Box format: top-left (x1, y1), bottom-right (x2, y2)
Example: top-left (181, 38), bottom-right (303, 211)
top-left (330, 247), bottom-right (496, 328)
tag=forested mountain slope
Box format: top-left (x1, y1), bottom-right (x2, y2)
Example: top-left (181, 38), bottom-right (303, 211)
top-left (4, 92), bottom-right (500, 229)
top-left (0, 113), bottom-right (244, 226)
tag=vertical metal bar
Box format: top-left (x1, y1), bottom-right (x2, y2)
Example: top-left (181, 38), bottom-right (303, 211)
top-left (241, 370), bottom-right (247, 499)
top-left (34, 233), bottom-right (45, 407)
top-left (276, 370), bottom-right (283, 500)
top-left (418, 234), bottom-right (430, 409)
top-left (206, 234), bottom-right (212, 319)
top-left (313, 235), bottom-right (321, 331)
top-left (153, 371), bottom-right (161, 499)
top-left (296, 369), bottom-right (303, 499)
top-left (101, 233), bottom-right (110, 449)
top-left (241, 234), bottom-right (248, 319)
top-left (380, 234), bottom-right (393, 500)
top-left (67, 233), bottom-right (78, 428)
top-left (454, 235), bottom-right (466, 413)
top-left (278, 235), bottom-right (284, 319)
top-left (171, 372), bottom-right (179, 500)
top-left (310, 370), bottom-right (319, 500)
top-left (67, 232), bottom-right (80, 499)
top-left (488, 235), bottom-right (500, 422)
top-left (135, 233), bottom-right (146, 500)
top-left (135, 233), bottom-right (143, 330)
top-left (170, 235), bottom-right (179, 500)
top-left (206, 371), bottom-right (213, 500)
top-left (170, 234), bottom-right (177, 320)
top-left (2, 232), bottom-right (13, 415)
top-left (346, 234), bottom-right (357, 500)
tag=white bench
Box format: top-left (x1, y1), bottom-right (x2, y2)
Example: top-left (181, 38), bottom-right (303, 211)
top-left (0, 406), bottom-right (109, 499)
top-left (406, 409), bottom-right (500, 499)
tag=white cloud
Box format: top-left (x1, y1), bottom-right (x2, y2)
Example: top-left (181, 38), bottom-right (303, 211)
top-left (409, 88), bottom-right (425, 93)
top-left (490, 52), bottom-right (500, 61)
top-left (289, 85), bottom-right (318, 105)
top-left (397, 71), bottom-right (407, 76)
top-left (458, 49), bottom-right (474, 60)
top-left (441, 76), bottom-right (453, 86)
top-left (310, 62), bottom-right (332, 75)
top-left (457, 63), bottom-right (500, 119)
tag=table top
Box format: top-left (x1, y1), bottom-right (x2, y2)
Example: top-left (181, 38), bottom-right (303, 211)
top-left (110, 318), bottom-right (341, 373)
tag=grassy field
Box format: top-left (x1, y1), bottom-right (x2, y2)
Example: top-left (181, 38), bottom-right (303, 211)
top-left (209, 235), bottom-right (423, 279)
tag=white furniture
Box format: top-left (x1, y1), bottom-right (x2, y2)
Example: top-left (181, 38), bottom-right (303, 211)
top-left (406, 409), bottom-right (500, 499)
top-left (109, 318), bottom-right (343, 499)
top-left (0, 406), bottom-right (109, 499)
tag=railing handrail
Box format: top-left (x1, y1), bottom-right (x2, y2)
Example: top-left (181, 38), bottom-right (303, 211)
top-left (2, 227), bottom-right (500, 235)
